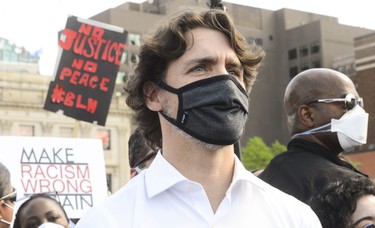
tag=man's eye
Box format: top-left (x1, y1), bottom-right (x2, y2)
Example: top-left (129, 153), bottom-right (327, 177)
top-left (228, 69), bottom-right (241, 77)
top-left (191, 65), bottom-right (206, 72)
top-left (26, 223), bottom-right (39, 228)
top-left (48, 216), bottom-right (59, 222)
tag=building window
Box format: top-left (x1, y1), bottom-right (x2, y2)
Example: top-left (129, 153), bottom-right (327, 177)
top-left (128, 33), bottom-right (141, 46)
top-left (120, 51), bottom-right (128, 64)
top-left (18, 125), bottom-right (34, 136)
top-left (288, 48), bottom-right (297, 60)
top-left (311, 60), bottom-right (321, 68)
top-left (245, 37), bottom-right (263, 46)
top-left (97, 129), bottom-right (111, 150)
top-left (106, 174), bottom-right (112, 194)
top-left (116, 72), bottom-right (127, 84)
top-left (300, 63), bottom-right (310, 71)
top-left (255, 38), bottom-right (263, 46)
top-left (289, 66), bottom-right (299, 78)
top-left (299, 45), bottom-right (309, 57)
top-left (310, 41), bottom-right (320, 54)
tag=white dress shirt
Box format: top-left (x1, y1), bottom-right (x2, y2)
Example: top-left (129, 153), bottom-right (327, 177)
top-left (76, 152), bottom-right (321, 228)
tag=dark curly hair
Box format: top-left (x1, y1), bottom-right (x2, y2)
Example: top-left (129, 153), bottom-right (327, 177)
top-left (124, 8), bottom-right (264, 149)
top-left (309, 176), bottom-right (375, 228)
top-left (13, 193), bottom-right (69, 228)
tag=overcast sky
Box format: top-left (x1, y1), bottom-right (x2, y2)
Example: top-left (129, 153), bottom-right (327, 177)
top-left (1, 0), bottom-right (374, 75)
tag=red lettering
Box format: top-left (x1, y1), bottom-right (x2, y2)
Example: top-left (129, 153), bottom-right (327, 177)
top-left (70, 71), bottom-right (80, 85)
top-left (83, 37), bottom-right (96, 58)
top-left (78, 24), bottom-right (93, 36)
top-left (73, 34), bottom-right (86, 55)
top-left (59, 29), bottom-right (77, 50)
top-left (80, 180), bottom-right (92, 193)
top-left (66, 180), bottom-right (79, 192)
top-left (93, 39), bottom-right (106, 60)
top-left (107, 42), bottom-right (118, 63)
top-left (77, 165), bottom-right (90, 179)
top-left (72, 59), bottom-right (85, 70)
top-left (87, 98), bottom-right (98, 114)
top-left (46, 165), bottom-right (58, 178)
top-left (76, 95), bottom-right (87, 110)
top-left (88, 76), bottom-right (98, 89)
top-left (78, 73), bottom-right (89, 87)
top-left (53, 179), bottom-right (65, 192)
top-left (64, 91), bottom-right (75, 107)
top-left (21, 179), bottom-right (37, 192)
top-left (21, 164), bottom-right (32, 178)
top-left (115, 43), bottom-right (126, 65)
top-left (65, 165), bottom-right (75, 179)
top-left (62, 91), bottom-right (98, 113)
top-left (35, 165), bottom-right (46, 178)
top-left (83, 61), bottom-right (97, 73)
top-left (101, 39), bottom-right (112, 62)
top-left (92, 27), bottom-right (105, 39)
top-left (100, 77), bottom-right (109, 92)
top-left (59, 67), bottom-right (72, 80)
top-left (40, 179), bottom-right (51, 192)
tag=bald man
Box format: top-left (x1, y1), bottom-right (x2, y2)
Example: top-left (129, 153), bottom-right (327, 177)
top-left (259, 68), bottom-right (369, 204)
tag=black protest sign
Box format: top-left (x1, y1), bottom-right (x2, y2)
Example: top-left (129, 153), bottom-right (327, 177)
top-left (44, 16), bottom-right (127, 126)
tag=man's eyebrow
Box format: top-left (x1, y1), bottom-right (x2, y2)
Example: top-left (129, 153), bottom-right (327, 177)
top-left (183, 56), bottom-right (218, 67)
top-left (183, 56), bottom-right (242, 69)
top-left (25, 216), bottom-right (39, 222)
top-left (226, 59), bottom-right (243, 69)
top-left (351, 216), bottom-right (375, 227)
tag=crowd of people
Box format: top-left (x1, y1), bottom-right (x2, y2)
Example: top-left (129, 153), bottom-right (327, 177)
top-left (1, 5), bottom-right (374, 228)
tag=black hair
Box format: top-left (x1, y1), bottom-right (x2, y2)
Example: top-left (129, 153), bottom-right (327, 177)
top-left (13, 193), bottom-right (69, 228)
top-left (128, 128), bottom-right (155, 168)
top-left (309, 176), bottom-right (375, 228)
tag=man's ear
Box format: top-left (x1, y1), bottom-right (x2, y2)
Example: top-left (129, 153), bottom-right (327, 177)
top-left (143, 81), bottom-right (163, 111)
top-left (130, 168), bottom-right (138, 179)
top-left (298, 105), bottom-right (315, 128)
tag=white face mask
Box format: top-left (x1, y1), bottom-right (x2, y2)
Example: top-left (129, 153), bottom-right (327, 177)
top-left (38, 222), bottom-right (66, 228)
top-left (293, 105), bottom-right (369, 152)
top-left (332, 105), bottom-right (368, 151)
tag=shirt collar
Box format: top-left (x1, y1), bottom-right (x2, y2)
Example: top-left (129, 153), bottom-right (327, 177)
top-left (145, 151), bottom-right (266, 198)
top-left (230, 155), bottom-right (267, 192)
top-left (145, 151), bottom-right (188, 198)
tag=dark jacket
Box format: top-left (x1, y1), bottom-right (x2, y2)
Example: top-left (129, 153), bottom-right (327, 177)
top-left (259, 138), bottom-right (367, 203)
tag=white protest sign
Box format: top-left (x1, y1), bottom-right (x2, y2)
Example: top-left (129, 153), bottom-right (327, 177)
top-left (0, 136), bottom-right (107, 218)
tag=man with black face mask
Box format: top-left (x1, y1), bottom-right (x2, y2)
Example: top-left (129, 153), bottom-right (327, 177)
top-left (76, 8), bottom-right (321, 227)
top-left (259, 68), bottom-right (369, 205)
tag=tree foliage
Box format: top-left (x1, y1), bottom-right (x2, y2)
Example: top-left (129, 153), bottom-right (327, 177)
top-left (241, 136), bottom-right (286, 171)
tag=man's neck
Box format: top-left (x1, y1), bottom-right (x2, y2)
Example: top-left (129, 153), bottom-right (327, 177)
top-left (162, 135), bottom-right (235, 213)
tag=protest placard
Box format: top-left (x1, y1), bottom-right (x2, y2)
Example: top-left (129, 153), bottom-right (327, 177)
top-left (44, 16), bottom-right (127, 126)
top-left (0, 136), bottom-right (107, 218)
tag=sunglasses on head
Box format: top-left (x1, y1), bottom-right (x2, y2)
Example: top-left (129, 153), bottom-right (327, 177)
top-left (306, 93), bottom-right (364, 111)
top-left (0, 188), bottom-right (17, 203)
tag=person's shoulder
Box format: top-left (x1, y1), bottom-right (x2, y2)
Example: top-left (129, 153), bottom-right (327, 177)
top-left (256, 179), bottom-right (321, 226)
top-left (76, 174), bottom-right (145, 227)
top-left (258, 150), bottom-right (299, 178)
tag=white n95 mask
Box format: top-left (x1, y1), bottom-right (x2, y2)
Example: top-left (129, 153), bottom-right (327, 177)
top-left (38, 222), bottom-right (66, 228)
top-left (293, 105), bottom-right (369, 152)
top-left (331, 105), bottom-right (368, 151)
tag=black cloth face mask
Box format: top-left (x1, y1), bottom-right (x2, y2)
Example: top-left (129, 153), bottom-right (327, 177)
top-left (157, 74), bottom-right (249, 145)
